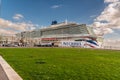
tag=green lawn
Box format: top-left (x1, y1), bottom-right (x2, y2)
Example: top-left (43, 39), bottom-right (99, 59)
top-left (0, 48), bottom-right (120, 80)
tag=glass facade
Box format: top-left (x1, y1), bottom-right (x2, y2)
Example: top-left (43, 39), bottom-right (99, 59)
top-left (41, 24), bottom-right (89, 36)
top-left (16, 23), bottom-right (95, 39)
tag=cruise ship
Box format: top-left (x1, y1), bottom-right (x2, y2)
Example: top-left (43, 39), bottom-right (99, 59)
top-left (16, 21), bottom-right (99, 48)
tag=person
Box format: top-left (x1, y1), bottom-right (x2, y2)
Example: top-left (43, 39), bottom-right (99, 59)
top-left (52, 43), bottom-right (54, 47)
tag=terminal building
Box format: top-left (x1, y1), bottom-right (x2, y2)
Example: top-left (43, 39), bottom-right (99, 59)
top-left (16, 21), bottom-right (99, 48)
top-left (0, 35), bottom-right (17, 46)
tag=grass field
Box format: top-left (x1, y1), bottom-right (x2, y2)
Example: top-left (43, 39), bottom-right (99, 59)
top-left (0, 48), bottom-right (120, 80)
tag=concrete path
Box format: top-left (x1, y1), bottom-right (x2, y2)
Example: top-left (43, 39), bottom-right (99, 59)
top-left (0, 56), bottom-right (23, 80)
top-left (0, 64), bottom-right (9, 80)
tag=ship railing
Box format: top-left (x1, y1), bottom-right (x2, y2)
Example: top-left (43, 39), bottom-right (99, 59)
top-left (41, 34), bottom-right (90, 38)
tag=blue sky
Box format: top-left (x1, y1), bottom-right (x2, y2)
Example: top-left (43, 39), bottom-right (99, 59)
top-left (1, 0), bottom-right (105, 26)
top-left (0, 0), bottom-right (120, 40)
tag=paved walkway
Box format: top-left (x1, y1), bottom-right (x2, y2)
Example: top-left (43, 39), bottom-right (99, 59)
top-left (0, 56), bottom-right (23, 80)
top-left (0, 64), bottom-right (9, 80)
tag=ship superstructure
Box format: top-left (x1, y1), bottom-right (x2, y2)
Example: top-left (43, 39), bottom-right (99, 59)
top-left (16, 21), bottom-right (99, 48)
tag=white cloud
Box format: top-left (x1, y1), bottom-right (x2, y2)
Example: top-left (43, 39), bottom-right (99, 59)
top-left (104, 30), bottom-right (120, 39)
top-left (0, 18), bottom-right (36, 35)
top-left (92, 0), bottom-right (120, 36)
top-left (51, 5), bottom-right (62, 9)
top-left (104, 0), bottom-right (119, 3)
top-left (0, 28), bottom-right (16, 35)
top-left (90, 15), bottom-right (97, 18)
top-left (13, 14), bottom-right (24, 20)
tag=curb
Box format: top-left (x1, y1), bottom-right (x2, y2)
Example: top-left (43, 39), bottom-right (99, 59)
top-left (0, 56), bottom-right (23, 80)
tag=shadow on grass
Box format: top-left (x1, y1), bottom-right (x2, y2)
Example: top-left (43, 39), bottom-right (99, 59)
top-left (35, 59), bottom-right (46, 64)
